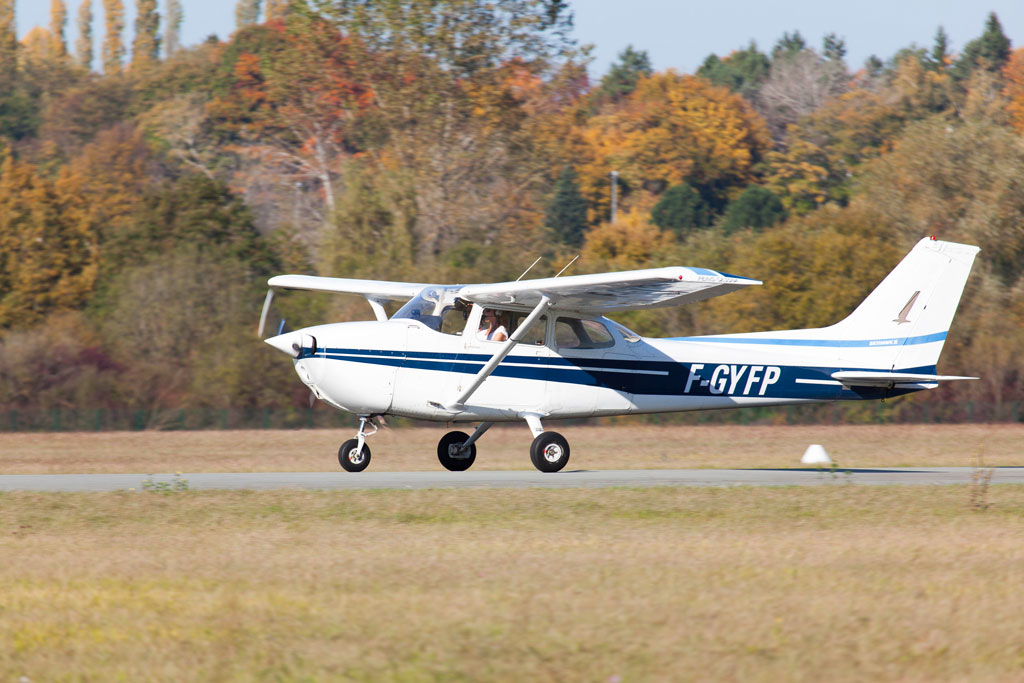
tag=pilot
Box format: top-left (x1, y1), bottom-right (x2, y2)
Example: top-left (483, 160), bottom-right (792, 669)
top-left (478, 308), bottom-right (508, 342)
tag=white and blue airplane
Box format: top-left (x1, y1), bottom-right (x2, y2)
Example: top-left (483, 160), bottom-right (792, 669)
top-left (261, 236), bottom-right (978, 472)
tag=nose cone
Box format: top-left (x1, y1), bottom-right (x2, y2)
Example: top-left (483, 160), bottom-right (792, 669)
top-left (265, 331), bottom-right (303, 358)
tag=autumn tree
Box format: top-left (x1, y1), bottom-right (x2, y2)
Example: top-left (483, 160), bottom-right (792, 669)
top-left (265, 0), bottom-right (289, 21)
top-left (165, 0), bottom-right (182, 57)
top-left (131, 0), bottom-right (159, 69)
top-left (49, 0), bottom-right (68, 61)
top-left (581, 208), bottom-right (674, 272)
top-left (0, 154), bottom-right (98, 328)
top-left (75, 0), bottom-right (92, 69)
top-left (579, 70), bottom-right (770, 221)
top-left (305, 0), bottom-right (577, 257)
top-left (1003, 48), bottom-right (1024, 132)
top-left (0, 0), bottom-right (16, 83)
top-left (235, 0), bottom-right (261, 28)
top-left (101, 0), bottom-right (124, 73)
top-left (765, 89), bottom-right (903, 212)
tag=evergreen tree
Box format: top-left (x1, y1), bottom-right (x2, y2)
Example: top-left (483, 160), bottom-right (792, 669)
top-left (772, 31), bottom-right (806, 60)
top-left (864, 54), bottom-right (884, 78)
top-left (721, 186), bottom-right (786, 233)
top-left (101, 0), bottom-right (124, 73)
top-left (236, 0), bottom-right (261, 28)
top-left (75, 0), bottom-right (92, 70)
top-left (696, 42), bottom-right (769, 98)
top-left (650, 184), bottom-right (711, 237)
top-left (928, 26), bottom-right (950, 70)
top-left (823, 33), bottom-right (845, 63)
top-left (594, 45), bottom-right (652, 105)
top-left (954, 12), bottom-right (1011, 81)
top-left (131, 0), bottom-right (159, 69)
top-left (165, 0), bottom-right (182, 57)
top-left (50, 0), bottom-right (68, 60)
top-left (546, 166), bottom-right (588, 247)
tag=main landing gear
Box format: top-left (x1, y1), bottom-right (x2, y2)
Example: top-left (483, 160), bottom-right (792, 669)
top-left (434, 417), bottom-right (570, 472)
top-left (337, 415), bottom-right (571, 473)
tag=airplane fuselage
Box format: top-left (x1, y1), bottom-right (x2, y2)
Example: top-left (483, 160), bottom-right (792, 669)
top-left (291, 317), bottom-right (931, 424)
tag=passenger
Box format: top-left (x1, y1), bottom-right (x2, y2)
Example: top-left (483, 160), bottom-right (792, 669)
top-left (478, 308), bottom-right (508, 342)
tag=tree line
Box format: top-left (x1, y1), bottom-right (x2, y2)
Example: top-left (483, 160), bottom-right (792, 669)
top-left (0, 1), bottom-right (1022, 424)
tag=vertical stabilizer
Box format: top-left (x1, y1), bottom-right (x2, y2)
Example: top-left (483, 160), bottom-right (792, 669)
top-left (828, 237), bottom-right (979, 371)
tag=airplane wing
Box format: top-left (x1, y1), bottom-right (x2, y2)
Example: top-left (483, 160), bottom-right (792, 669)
top-left (457, 267), bottom-right (761, 313)
top-left (267, 274), bottom-right (428, 301)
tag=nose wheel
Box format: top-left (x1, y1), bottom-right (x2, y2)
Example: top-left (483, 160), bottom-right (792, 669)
top-left (338, 438), bottom-right (371, 472)
top-left (339, 416), bottom-right (377, 472)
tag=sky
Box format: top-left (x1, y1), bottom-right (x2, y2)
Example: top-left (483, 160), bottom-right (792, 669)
top-left (13, 0), bottom-right (1024, 78)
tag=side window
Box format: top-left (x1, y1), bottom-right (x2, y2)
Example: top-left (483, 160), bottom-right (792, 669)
top-left (555, 317), bottom-right (614, 350)
top-left (477, 308), bottom-right (511, 342)
top-left (510, 313), bottom-right (548, 345)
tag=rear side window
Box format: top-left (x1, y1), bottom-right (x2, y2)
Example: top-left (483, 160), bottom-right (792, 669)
top-left (555, 317), bottom-right (614, 350)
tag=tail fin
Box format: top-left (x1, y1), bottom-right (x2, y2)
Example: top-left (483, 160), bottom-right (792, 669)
top-left (828, 236), bottom-right (979, 372)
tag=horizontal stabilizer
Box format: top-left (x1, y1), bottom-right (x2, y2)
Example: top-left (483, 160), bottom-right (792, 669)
top-left (831, 371), bottom-right (978, 387)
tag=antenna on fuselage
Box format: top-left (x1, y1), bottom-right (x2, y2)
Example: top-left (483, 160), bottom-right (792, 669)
top-left (554, 255), bottom-right (580, 278)
top-left (515, 256), bottom-right (543, 281)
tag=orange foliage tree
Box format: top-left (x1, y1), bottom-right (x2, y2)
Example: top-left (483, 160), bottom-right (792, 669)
top-left (1002, 47), bottom-right (1024, 132)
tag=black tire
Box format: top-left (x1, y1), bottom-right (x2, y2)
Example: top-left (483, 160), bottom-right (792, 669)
top-left (530, 431), bottom-right (570, 473)
top-left (437, 431), bottom-right (477, 471)
top-left (338, 438), bottom-right (371, 472)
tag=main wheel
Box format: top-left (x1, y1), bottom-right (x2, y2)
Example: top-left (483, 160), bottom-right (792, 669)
top-left (530, 431), bottom-right (570, 473)
top-left (437, 431), bottom-right (477, 471)
top-left (338, 438), bottom-right (371, 472)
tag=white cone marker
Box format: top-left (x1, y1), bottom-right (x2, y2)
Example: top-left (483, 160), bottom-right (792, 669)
top-left (801, 444), bottom-right (832, 465)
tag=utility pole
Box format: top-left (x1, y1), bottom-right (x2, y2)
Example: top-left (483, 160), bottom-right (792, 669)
top-left (610, 170), bottom-right (619, 223)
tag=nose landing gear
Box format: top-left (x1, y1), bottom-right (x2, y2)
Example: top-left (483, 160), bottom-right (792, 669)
top-left (338, 416), bottom-right (377, 472)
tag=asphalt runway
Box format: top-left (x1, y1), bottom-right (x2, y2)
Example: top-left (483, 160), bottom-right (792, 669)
top-left (1, 467), bottom-right (1023, 492)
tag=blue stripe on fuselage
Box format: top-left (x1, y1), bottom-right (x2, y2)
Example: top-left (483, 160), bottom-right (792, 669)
top-left (666, 331), bottom-right (947, 347)
top-left (299, 347), bottom-right (934, 401)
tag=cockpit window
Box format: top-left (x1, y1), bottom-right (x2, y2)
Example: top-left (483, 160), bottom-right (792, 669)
top-left (392, 286), bottom-right (463, 333)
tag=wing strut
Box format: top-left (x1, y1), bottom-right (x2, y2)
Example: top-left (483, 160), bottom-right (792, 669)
top-left (438, 296), bottom-right (552, 413)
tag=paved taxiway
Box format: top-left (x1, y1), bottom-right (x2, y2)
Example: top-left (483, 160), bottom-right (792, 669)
top-left (1, 467), bottom-right (1023, 492)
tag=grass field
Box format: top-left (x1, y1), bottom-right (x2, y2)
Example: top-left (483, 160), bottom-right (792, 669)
top-left (2, 423), bottom-right (1023, 473)
top-left (2, 486), bottom-right (1023, 681)
top-left (2, 425), bottom-right (1023, 680)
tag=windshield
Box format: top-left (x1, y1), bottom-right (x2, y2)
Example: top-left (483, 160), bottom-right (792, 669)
top-left (392, 286), bottom-right (462, 331)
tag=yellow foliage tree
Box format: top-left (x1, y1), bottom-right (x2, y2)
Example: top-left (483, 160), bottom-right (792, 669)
top-left (0, 154), bottom-right (98, 328)
top-left (577, 70), bottom-right (770, 223)
top-left (580, 208), bottom-right (674, 271)
top-left (766, 89), bottom-right (902, 213)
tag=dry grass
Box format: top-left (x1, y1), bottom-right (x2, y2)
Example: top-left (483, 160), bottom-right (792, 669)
top-left (1, 423), bottom-right (1022, 473)
top-left (2, 486), bottom-right (1023, 681)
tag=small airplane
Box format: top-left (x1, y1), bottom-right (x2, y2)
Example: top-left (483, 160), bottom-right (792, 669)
top-left (260, 236), bottom-right (978, 472)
